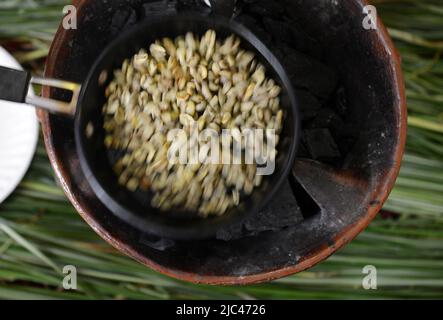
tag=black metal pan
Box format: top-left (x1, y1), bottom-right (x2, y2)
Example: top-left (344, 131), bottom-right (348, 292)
top-left (0, 10), bottom-right (299, 240)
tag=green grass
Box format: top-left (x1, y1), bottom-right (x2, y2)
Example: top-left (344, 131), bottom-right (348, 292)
top-left (1, 0), bottom-right (443, 299)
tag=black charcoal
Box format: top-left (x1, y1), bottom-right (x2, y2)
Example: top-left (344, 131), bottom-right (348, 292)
top-left (296, 89), bottom-right (323, 122)
top-left (216, 180), bottom-right (303, 241)
top-left (262, 17), bottom-right (294, 44)
top-left (303, 128), bottom-right (341, 161)
top-left (248, 0), bottom-right (285, 18)
top-left (109, 1), bottom-right (178, 38)
top-left (296, 142), bottom-right (310, 158)
top-left (307, 107), bottom-right (344, 138)
top-left (262, 18), bottom-right (322, 58)
top-left (336, 135), bottom-right (358, 156)
top-left (286, 23), bottom-right (323, 59)
top-left (240, 0), bottom-right (259, 3)
top-left (110, 7), bottom-right (137, 35)
top-left (216, 222), bottom-right (245, 242)
top-left (139, 234), bottom-right (176, 251)
top-left (143, 0), bottom-right (177, 17)
top-left (245, 183), bottom-right (302, 232)
top-left (283, 50), bottom-right (338, 100)
top-left (236, 14), bottom-right (272, 44)
top-left (334, 86), bottom-right (349, 117)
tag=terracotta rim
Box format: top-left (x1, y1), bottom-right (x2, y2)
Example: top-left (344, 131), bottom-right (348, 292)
top-left (39, 0), bottom-right (407, 285)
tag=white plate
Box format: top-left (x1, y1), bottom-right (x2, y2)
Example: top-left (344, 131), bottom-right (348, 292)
top-left (0, 47), bottom-right (39, 204)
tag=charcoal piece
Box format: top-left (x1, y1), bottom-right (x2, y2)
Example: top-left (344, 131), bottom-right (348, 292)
top-left (336, 135), bottom-right (358, 156)
top-left (235, 13), bottom-right (258, 27)
top-left (143, 0), bottom-right (178, 17)
top-left (175, 0), bottom-right (192, 7)
top-left (139, 234), bottom-right (176, 251)
top-left (288, 177), bottom-right (321, 219)
top-left (110, 7), bottom-right (137, 35)
top-left (307, 107), bottom-right (358, 160)
top-left (235, 14), bottom-right (272, 45)
top-left (283, 50), bottom-right (338, 100)
top-left (262, 18), bottom-right (322, 58)
top-left (296, 142), bottom-right (310, 158)
top-left (332, 119), bottom-right (359, 156)
top-left (307, 107), bottom-right (344, 137)
top-left (271, 45), bottom-right (288, 62)
top-left (216, 180), bottom-right (302, 241)
top-left (286, 23), bottom-right (323, 59)
top-left (303, 128), bottom-right (341, 161)
top-left (334, 86), bottom-right (349, 117)
top-left (262, 18), bottom-right (293, 44)
top-left (296, 89), bottom-right (322, 122)
top-left (248, 0), bottom-right (285, 18)
top-left (209, 0), bottom-right (237, 17)
top-left (245, 182), bottom-right (302, 232)
top-left (216, 222), bottom-right (244, 241)
top-left (108, 1), bottom-right (180, 42)
top-left (176, 0), bottom-right (197, 7)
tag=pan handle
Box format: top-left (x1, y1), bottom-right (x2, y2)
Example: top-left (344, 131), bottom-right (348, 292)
top-left (0, 66), bottom-right (80, 116)
top-left (208, 0), bottom-right (236, 18)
